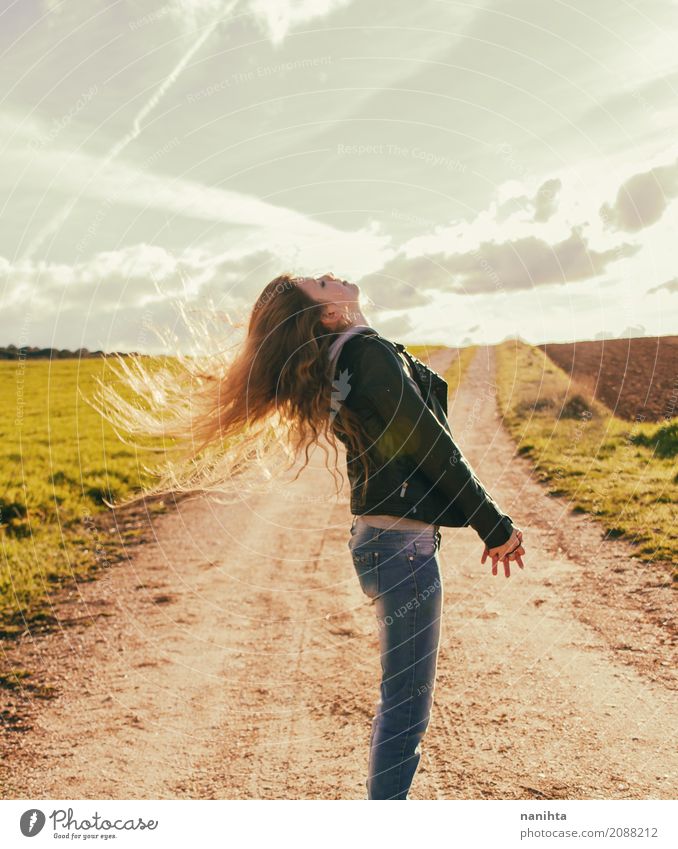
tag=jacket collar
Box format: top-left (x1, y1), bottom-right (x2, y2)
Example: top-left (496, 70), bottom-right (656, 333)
top-left (327, 324), bottom-right (378, 369)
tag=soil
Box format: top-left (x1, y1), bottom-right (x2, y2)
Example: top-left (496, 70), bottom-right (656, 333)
top-left (539, 335), bottom-right (678, 423)
top-left (1, 346), bottom-right (675, 800)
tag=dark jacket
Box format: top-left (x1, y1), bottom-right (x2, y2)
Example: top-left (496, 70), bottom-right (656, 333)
top-left (331, 327), bottom-right (515, 549)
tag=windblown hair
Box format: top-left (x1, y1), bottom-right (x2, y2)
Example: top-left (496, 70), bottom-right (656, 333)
top-left (86, 273), bottom-right (372, 510)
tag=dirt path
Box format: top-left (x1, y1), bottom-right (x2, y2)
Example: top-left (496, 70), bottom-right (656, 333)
top-left (1, 346), bottom-right (676, 800)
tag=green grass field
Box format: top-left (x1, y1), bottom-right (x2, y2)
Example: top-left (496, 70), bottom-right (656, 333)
top-left (494, 340), bottom-right (678, 575)
top-left (0, 357), bottom-right (170, 637)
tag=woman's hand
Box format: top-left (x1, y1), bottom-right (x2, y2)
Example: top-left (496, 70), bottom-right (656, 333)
top-left (481, 528), bottom-right (525, 577)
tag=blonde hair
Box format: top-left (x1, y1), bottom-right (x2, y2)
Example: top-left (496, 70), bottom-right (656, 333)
top-left (86, 274), bottom-right (371, 509)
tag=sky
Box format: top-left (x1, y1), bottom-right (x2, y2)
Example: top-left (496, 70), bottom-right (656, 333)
top-left (1, 0), bottom-right (677, 352)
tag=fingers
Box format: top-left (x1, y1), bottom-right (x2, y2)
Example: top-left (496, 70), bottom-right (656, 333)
top-left (506, 542), bottom-right (525, 574)
top-left (484, 531), bottom-right (527, 577)
top-left (512, 540), bottom-right (526, 560)
top-left (497, 540), bottom-right (526, 577)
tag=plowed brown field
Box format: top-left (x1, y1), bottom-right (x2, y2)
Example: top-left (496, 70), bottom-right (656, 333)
top-left (539, 336), bottom-right (678, 422)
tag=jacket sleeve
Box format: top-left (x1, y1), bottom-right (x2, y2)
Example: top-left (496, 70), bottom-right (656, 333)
top-left (348, 335), bottom-right (515, 549)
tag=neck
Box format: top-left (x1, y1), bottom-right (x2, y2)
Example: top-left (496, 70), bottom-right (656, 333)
top-left (344, 305), bottom-right (371, 328)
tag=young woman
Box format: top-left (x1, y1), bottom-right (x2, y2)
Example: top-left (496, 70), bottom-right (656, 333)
top-left (293, 273), bottom-right (525, 800)
top-left (94, 271), bottom-right (525, 801)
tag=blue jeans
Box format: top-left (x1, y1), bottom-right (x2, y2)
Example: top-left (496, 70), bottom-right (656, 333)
top-left (348, 517), bottom-right (444, 799)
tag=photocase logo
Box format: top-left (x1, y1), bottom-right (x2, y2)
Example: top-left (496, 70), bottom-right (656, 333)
top-left (20, 809), bottom-right (46, 837)
top-left (330, 368), bottom-right (352, 422)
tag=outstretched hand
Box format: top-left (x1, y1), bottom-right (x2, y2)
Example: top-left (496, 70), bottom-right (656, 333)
top-left (481, 528), bottom-right (525, 577)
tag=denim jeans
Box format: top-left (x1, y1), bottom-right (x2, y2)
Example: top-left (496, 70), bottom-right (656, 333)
top-left (348, 517), bottom-right (443, 800)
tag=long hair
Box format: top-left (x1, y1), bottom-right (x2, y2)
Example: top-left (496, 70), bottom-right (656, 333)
top-left (85, 273), bottom-right (372, 509)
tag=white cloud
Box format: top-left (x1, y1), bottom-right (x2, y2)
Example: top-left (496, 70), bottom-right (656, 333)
top-left (170, 0), bottom-right (226, 24)
top-left (362, 226), bottom-right (640, 296)
top-left (0, 240), bottom-right (387, 351)
top-left (0, 243), bottom-right (288, 351)
top-left (648, 276), bottom-right (678, 295)
top-left (169, 0), bottom-right (355, 43)
top-left (600, 155), bottom-right (678, 233)
top-left (494, 178), bottom-right (562, 226)
top-left (6, 136), bottom-right (392, 273)
top-left (248, 0), bottom-right (354, 45)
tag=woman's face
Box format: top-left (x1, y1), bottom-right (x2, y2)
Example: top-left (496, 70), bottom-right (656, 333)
top-left (292, 272), bottom-right (360, 304)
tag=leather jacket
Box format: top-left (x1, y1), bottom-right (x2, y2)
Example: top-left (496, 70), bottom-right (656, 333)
top-left (331, 327), bottom-right (515, 549)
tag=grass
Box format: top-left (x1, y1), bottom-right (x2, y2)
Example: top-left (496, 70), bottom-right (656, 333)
top-left (406, 344), bottom-right (445, 362)
top-left (0, 357), bottom-right (173, 637)
top-left (494, 339), bottom-right (678, 575)
top-left (444, 345), bottom-right (477, 394)
top-left (407, 343), bottom-right (477, 393)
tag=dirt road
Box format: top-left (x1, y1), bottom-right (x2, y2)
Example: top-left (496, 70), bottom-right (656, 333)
top-left (1, 346), bottom-right (676, 799)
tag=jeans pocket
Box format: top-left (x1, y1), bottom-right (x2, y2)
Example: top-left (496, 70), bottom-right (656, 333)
top-left (351, 549), bottom-right (380, 599)
top-left (414, 537), bottom-right (438, 559)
